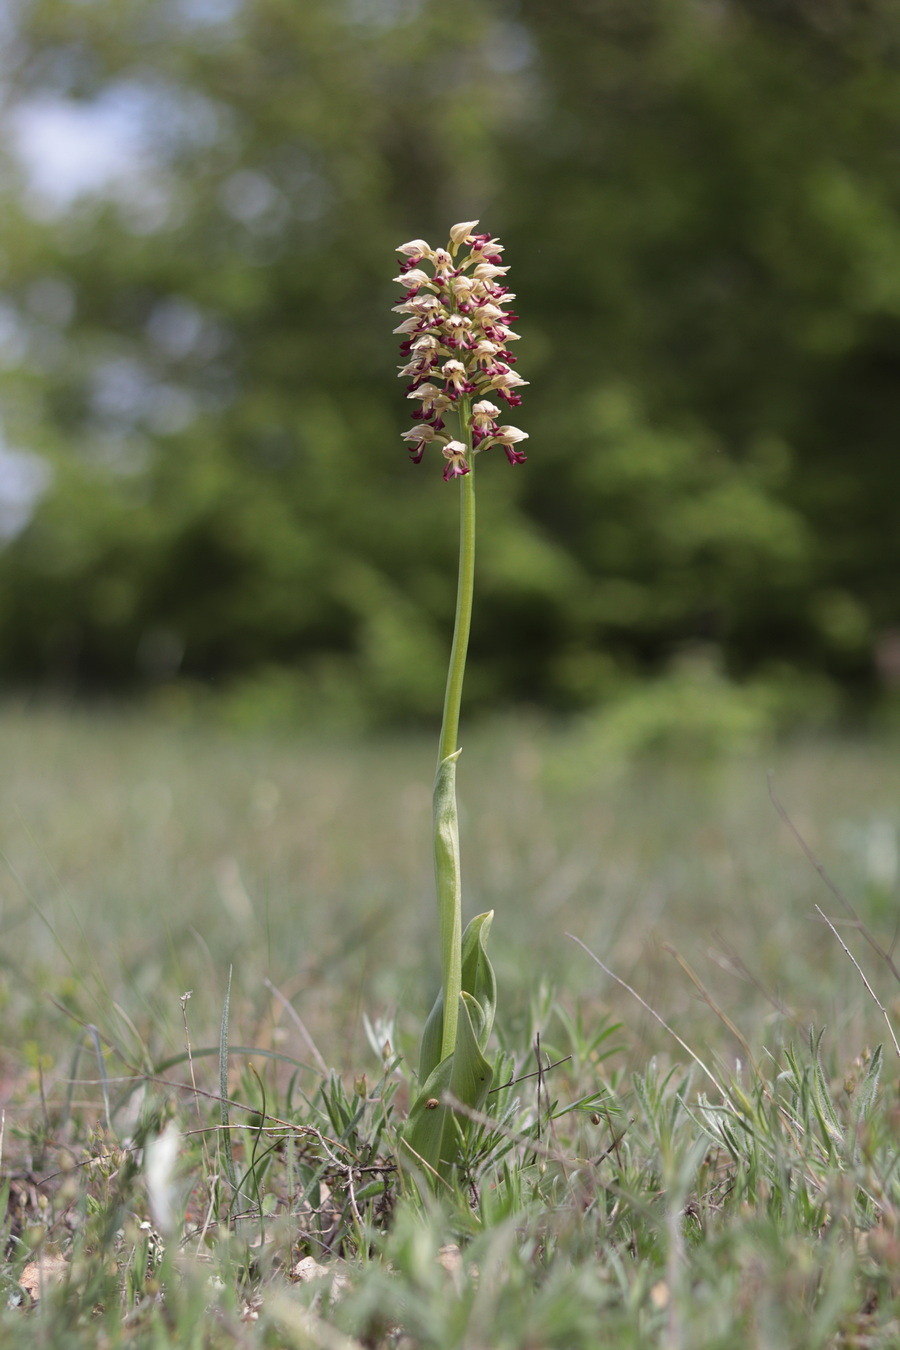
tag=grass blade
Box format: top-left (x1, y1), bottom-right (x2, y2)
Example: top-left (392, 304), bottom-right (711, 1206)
top-left (86, 1024), bottom-right (112, 1132)
top-left (219, 965), bottom-right (237, 1193)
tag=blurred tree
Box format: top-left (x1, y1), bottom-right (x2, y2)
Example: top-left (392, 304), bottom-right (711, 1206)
top-left (0, 0), bottom-right (521, 718)
top-left (512, 0), bottom-right (900, 700)
top-left (0, 0), bottom-right (898, 722)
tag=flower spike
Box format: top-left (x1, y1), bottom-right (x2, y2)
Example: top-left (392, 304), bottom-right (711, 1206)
top-left (395, 223), bottom-right (527, 478)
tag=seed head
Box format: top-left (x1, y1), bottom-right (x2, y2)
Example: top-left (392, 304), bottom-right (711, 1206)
top-left (394, 221), bottom-right (527, 477)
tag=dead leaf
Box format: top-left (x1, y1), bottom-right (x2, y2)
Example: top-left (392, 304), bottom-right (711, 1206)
top-left (437, 1243), bottom-right (463, 1276)
top-left (293, 1256), bottom-right (330, 1283)
top-left (18, 1254), bottom-right (68, 1302)
top-left (292, 1256), bottom-right (350, 1297)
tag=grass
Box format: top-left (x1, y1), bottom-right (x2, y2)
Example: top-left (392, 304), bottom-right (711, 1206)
top-left (3, 703), bottom-right (900, 1346)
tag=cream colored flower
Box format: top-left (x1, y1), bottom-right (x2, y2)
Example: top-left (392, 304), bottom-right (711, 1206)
top-left (449, 220), bottom-right (479, 246)
top-left (450, 275), bottom-right (476, 302)
top-left (486, 367), bottom-right (527, 392)
top-left (441, 359), bottom-right (473, 396)
top-left (407, 383), bottom-right (452, 418)
top-left (470, 301), bottom-right (505, 325)
top-left (393, 268), bottom-right (435, 289)
top-left (472, 262), bottom-right (509, 282)
top-left (489, 425), bottom-right (528, 464)
top-left (441, 440), bottom-right (470, 480)
top-left (471, 400), bottom-right (501, 431)
top-left (472, 340), bottom-right (501, 367)
top-left (397, 238), bottom-right (433, 257)
top-left (495, 425), bottom-right (528, 444)
top-left (401, 424), bottom-right (446, 463)
top-left (392, 293), bottom-right (443, 317)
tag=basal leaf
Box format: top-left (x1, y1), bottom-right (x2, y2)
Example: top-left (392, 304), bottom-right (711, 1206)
top-left (418, 910), bottom-right (496, 1081)
top-left (401, 992), bottom-right (494, 1183)
top-left (460, 911), bottom-right (496, 1050)
top-left (450, 991), bottom-right (494, 1111)
top-left (419, 989), bottom-right (444, 1083)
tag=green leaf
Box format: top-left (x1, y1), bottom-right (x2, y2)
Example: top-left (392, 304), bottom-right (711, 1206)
top-left (418, 910), bottom-right (496, 1083)
top-left (86, 1023), bottom-right (112, 1133)
top-left (419, 989), bottom-right (445, 1085)
top-left (451, 991), bottom-right (494, 1110)
top-left (854, 1043), bottom-right (883, 1123)
top-left (810, 1028), bottom-right (844, 1150)
top-left (401, 1051), bottom-right (456, 1184)
top-left (402, 992), bottom-right (494, 1183)
top-left (460, 911), bottom-right (496, 1048)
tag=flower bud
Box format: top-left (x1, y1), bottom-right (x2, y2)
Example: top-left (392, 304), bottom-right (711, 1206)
top-left (449, 220), bottom-right (479, 246)
top-left (397, 238), bottom-right (432, 257)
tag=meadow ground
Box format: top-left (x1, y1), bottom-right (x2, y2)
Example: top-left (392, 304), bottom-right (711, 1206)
top-left (2, 703), bottom-right (900, 1347)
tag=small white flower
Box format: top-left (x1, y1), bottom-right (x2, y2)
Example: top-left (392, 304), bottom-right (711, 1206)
top-left (393, 268), bottom-right (434, 288)
top-left (443, 313), bottom-right (472, 350)
top-left (450, 275), bottom-right (476, 301)
top-left (470, 302), bottom-right (505, 324)
top-left (487, 367), bottom-right (528, 391)
top-left (441, 360), bottom-right (471, 394)
top-left (441, 440), bottom-right (470, 480)
top-left (472, 400), bottom-right (501, 429)
top-left (489, 425), bottom-right (528, 464)
top-left (397, 238), bottom-right (433, 256)
top-left (407, 383), bottom-right (452, 417)
top-left (398, 353), bottom-right (437, 378)
top-left (145, 1122), bottom-right (180, 1236)
top-left (402, 423), bottom-right (446, 464)
top-left (393, 315), bottom-right (422, 334)
top-left (401, 425), bottom-right (443, 445)
top-left (495, 425), bottom-right (528, 444)
top-left (391, 294), bottom-right (442, 316)
top-left (472, 236), bottom-right (504, 255)
top-left (472, 340), bottom-right (500, 367)
top-left (472, 263), bottom-right (509, 281)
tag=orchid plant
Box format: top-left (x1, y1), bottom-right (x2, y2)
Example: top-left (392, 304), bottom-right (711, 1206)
top-left (392, 221), bottom-right (528, 1182)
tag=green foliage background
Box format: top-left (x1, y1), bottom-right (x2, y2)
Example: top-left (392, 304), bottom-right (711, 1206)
top-left (1, 0), bottom-right (898, 724)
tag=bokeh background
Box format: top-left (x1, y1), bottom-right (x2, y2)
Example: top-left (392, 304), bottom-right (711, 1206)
top-left (2, 0), bottom-right (900, 735)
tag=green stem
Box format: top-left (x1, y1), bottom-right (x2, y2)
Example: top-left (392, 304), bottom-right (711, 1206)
top-left (434, 397), bottom-right (476, 1062)
top-left (438, 405), bottom-right (476, 766)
